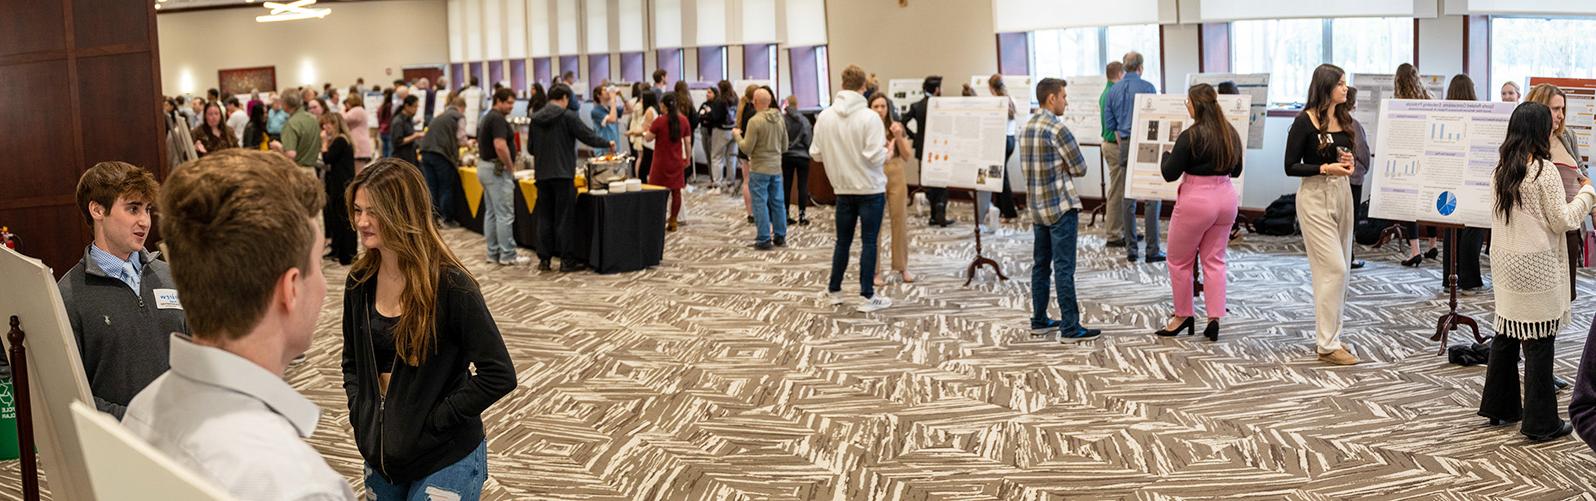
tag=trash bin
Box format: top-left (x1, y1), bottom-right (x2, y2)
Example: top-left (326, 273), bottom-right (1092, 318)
top-left (0, 357), bottom-right (20, 460)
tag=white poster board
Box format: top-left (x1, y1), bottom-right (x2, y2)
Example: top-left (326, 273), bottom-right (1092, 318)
top-left (919, 96), bottom-right (1009, 192)
top-left (887, 79), bottom-right (925, 116)
top-left (1352, 73), bottom-right (1449, 150)
top-left (970, 74), bottom-right (1037, 116)
top-left (1063, 75), bottom-right (1107, 146)
top-left (731, 80), bottom-right (774, 97)
top-left (0, 246), bottom-right (97, 500)
top-left (70, 402), bottom-right (234, 501)
top-left (1186, 73), bottom-right (1270, 149)
top-left (1367, 99), bottom-right (1513, 228)
top-left (1125, 93), bottom-right (1252, 202)
top-left (1528, 76), bottom-right (1596, 163)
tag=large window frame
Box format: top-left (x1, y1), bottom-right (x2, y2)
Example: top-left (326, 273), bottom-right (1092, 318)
top-left (1030, 25), bottom-right (1162, 90)
top-left (1488, 16), bottom-right (1596, 99)
top-left (788, 45), bottom-right (829, 109)
top-left (1231, 17), bottom-right (1414, 107)
top-left (697, 45), bottom-right (728, 82)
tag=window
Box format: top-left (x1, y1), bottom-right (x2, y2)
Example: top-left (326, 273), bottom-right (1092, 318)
top-left (657, 48), bottom-right (684, 84)
top-left (1232, 17), bottom-right (1413, 106)
top-left (789, 45), bottom-right (829, 109)
top-left (588, 54), bottom-right (611, 86)
top-left (1031, 24), bottom-right (1161, 90)
top-left (744, 43), bottom-right (777, 81)
top-left (1490, 17), bottom-right (1596, 98)
top-left (620, 52), bottom-right (644, 83)
top-left (697, 46), bottom-right (728, 82)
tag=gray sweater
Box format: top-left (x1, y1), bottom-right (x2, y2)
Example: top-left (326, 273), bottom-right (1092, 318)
top-left (57, 246), bottom-right (189, 418)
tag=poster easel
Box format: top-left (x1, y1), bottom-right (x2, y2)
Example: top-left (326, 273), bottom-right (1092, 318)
top-left (1427, 223), bottom-right (1484, 354)
top-left (917, 96), bottom-right (1012, 286)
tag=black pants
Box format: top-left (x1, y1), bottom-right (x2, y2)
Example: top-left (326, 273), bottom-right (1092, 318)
top-left (535, 178), bottom-right (578, 262)
top-left (925, 186), bottom-right (949, 224)
top-left (781, 155), bottom-right (810, 218)
top-left (323, 170), bottom-right (358, 264)
top-left (995, 135), bottom-right (1019, 219)
top-left (637, 147), bottom-right (654, 185)
top-left (1442, 228), bottom-right (1486, 289)
top-left (1569, 231), bottom-right (1583, 300)
top-left (1479, 335), bottom-right (1561, 436)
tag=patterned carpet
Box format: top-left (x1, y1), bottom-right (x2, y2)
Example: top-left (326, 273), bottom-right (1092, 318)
top-left (10, 187), bottom-right (1596, 499)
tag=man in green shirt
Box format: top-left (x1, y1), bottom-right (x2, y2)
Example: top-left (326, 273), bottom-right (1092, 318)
top-left (278, 91), bottom-right (321, 169)
top-left (1098, 61), bottom-right (1126, 244)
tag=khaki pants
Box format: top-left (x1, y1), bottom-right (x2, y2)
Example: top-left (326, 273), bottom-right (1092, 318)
top-left (1103, 139), bottom-right (1125, 237)
top-left (878, 158), bottom-right (909, 273)
top-left (1297, 175), bottom-right (1355, 354)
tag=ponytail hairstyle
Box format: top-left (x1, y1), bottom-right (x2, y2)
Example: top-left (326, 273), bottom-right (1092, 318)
top-left (1186, 83), bottom-right (1241, 174)
top-left (1493, 102), bottom-right (1555, 226)
top-left (661, 94), bottom-right (683, 142)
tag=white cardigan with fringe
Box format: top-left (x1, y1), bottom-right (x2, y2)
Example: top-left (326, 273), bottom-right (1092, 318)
top-left (1491, 159), bottom-right (1596, 339)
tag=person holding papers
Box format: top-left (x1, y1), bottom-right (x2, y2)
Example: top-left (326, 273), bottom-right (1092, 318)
top-left (1155, 84), bottom-right (1242, 341)
top-left (1478, 101), bottom-right (1593, 443)
top-left (1283, 64), bottom-right (1360, 366)
top-left (1021, 77), bottom-right (1102, 343)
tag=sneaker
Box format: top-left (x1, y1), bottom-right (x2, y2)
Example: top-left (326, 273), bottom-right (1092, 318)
top-left (1105, 239), bottom-right (1127, 248)
top-left (486, 257), bottom-right (500, 265)
top-left (1030, 319), bottom-right (1061, 335)
top-left (500, 255), bottom-right (533, 266)
top-left (773, 236), bottom-right (787, 247)
top-left (821, 289), bottom-right (846, 305)
top-left (1144, 253), bottom-right (1167, 264)
top-left (798, 216), bottom-right (810, 226)
top-left (752, 241), bottom-right (774, 251)
top-left (856, 295), bottom-right (893, 313)
top-left (1317, 348), bottom-right (1359, 365)
top-left (1059, 328), bottom-right (1102, 343)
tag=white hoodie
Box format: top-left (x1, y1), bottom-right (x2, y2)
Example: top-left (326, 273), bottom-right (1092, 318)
top-left (809, 90), bottom-right (887, 195)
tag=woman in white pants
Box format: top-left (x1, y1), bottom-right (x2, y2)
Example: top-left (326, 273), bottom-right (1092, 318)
top-left (1283, 64), bottom-right (1361, 366)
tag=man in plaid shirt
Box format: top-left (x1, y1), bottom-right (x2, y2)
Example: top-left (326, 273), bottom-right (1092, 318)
top-left (1022, 78), bottom-right (1102, 342)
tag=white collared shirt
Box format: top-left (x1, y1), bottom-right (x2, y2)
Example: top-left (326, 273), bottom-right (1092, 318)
top-left (122, 334), bottom-right (355, 501)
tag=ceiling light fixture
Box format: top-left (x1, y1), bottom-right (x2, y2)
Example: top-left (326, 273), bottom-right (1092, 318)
top-left (257, 0), bottom-right (330, 22)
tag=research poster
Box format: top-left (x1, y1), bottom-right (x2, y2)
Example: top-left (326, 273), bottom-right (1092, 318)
top-left (1124, 93), bottom-right (1252, 202)
top-left (1351, 73), bottom-right (1449, 148)
top-left (1527, 76), bottom-right (1596, 163)
top-left (888, 79), bottom-right (925, 116)
top-left (1367, 99), bottom-right (1515, 229)
top-left (970, 74), bottom-right (1037, 116)
top-left (1062, 75), bottom-right (1108, 146)
top-left (919, 96), bottom-right (1010, 192)
top-left (1186, 73), bottom-right (1270, 149)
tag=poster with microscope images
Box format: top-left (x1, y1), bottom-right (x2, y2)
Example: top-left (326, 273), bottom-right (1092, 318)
top-left (1185, 72), bottom-right (1269, 149)
top-left (1367, 99), bottom-right (1514, 229)
top-left (1351, 73), bottom-right (1449, 152)
top-left (919, 97), bottom-right (1009, 192)
top-left (887, 79), bottom-right (925, 116)
top-left (1125, 93), bottom-right (1252, 202)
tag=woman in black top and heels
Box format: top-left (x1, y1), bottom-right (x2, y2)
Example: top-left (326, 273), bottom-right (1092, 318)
top-left (1285, 64), bottom-right (1361, 366)
top-left (1155, 84), bottom-right (1243, 341)
top-left (320, 111), bottom-right (358, 265)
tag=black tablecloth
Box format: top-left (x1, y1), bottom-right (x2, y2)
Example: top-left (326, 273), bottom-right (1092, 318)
top-left (572, 189), bottom-right (668, 274)
top-left (449, 176), bottom-right (538, 249)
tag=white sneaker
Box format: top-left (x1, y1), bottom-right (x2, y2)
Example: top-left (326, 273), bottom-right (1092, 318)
top-left (856, 295), bottom-right (893, 313)
top-left (821, 289), bottom-right (846, 305)
top-left (486, 258), bottom-right (500, 265)
top-left (500, 255), bottom-right (533, 266)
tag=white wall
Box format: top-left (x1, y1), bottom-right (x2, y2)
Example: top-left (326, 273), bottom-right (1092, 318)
top-left (157, 1), bottom-right (449, 96)
top-left (824, 0), bottom-right (998, 98)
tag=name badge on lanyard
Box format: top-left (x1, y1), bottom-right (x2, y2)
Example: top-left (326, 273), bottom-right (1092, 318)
top-left (153, 289), bottom-right (182, 310)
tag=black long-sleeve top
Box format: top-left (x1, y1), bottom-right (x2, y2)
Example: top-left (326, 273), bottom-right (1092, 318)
top-left (1283, 112), bottom-right (1355, 177)
top-left (1160, 129), bottom-right (1243, 182)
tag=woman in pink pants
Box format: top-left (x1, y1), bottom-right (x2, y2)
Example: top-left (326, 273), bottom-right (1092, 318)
top-left (1155, 83), bottom-right (1243, 341)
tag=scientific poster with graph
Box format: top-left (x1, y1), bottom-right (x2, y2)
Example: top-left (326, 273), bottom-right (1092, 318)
top-left (1125, 93), bottom-right (1252, 202)
top-left (970, 74), bottom-right (1036, 116)
top-left (1528, 76), bottom-right (1596, 163)
top-left (1351, 73), bottom-right (1449, 150)
top-left (1061, 75), bottom-right (1107, 146)
top-left (920, 97), bottom-right (1010, 192)
top-left (1186, 73), bottom-right (1269, 149)
top-left (1367, 99), bottom-right (1515, 228)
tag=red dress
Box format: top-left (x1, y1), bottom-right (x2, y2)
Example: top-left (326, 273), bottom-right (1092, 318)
top-left (647, 114), bottom-right (690, 190)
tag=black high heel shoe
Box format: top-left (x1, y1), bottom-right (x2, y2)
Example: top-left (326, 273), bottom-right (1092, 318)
top-left (1401, 254), bottom-right (1422, 267)
top-left (1204, 319), bottom-right (1220, 341)
top-left (1155, 317), bottom-right (1195, 337)
top-left (1425, 247), bottom-right (1440, 260)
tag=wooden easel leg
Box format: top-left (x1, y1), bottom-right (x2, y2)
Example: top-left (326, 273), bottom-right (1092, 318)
top-left (1430, 226), bottom-right (1482, 356)
top-left (965, 201), bottom-right (1007, 286)
top-left (7, 316), bottom-right (37, 501)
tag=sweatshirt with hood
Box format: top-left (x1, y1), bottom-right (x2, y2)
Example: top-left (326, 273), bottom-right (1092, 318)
top-left (809, 90), bottom-right (887, 195)
top-left (528, 102), bottom-right (611, 181)
top-left (736, 108), bottom-right (789, 175)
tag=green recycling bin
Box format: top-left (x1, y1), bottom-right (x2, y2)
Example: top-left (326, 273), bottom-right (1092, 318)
top-left (0, 376), bottom-right (19, 460)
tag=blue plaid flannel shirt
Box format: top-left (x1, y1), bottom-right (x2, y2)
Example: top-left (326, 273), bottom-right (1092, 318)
top-left (1020, 108), bottom-right (1085, 226)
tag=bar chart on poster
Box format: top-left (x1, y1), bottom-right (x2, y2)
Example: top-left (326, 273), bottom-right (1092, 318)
top-left (1528, 76), bottom-right (1596, 163)
top-left (1368, 99), bottom-right (1515, 229)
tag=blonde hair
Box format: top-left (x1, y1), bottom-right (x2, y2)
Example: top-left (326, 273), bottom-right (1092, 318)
top-left (319, 110), bottom-right (352, 147)
top-left (1524, 83), bottom-right (1569, 137)
top-left (346, 159), bottom-right (470, 365)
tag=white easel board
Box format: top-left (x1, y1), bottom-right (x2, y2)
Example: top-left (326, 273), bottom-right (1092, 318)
top-left (1186, 73), bottom-right (1270, 149)
top-left (887, 79), bottom-right (925, 116)
top-left (970, 74), bottom-right (1036, 116)
top-left (1125, 93), bottom-right (1252, 202)
top-left (0, 246), bottom-right (96, 500)
top-left (1528, 76), bottom-right (1596, 163)
top-left (919, 96), bottom-right (1009, 192)
top-left (1352, 73), bottom-right (1449, 149)
top-left (70, 402), bottom-right (234, 501)
top-left (1063, 75), bottom-right (1107, 146)
top-left (1367, 99), bottom-right (1514, 228)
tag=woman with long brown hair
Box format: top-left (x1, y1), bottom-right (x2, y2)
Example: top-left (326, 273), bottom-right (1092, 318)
top-left (1393, 63), bottom-right (1440, 266)
top-left (191, 101), bottom-right (238, 157)
top-left (1155, 83), bottom-right (1242, 341)
top-left (1284, 64), bottom-right (1361, 365)
top-left (985, 74), bottom-right (1021, 223)
top-left (320, 111), bottom-right (358, 265)
top-left (869, 92), bottom-right (915, 284)
top-left (341, 159), bottom-right (515, 499)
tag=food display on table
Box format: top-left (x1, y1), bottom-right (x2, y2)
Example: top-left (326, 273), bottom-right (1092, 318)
top-left (583, 154), bottom-right (633, 191)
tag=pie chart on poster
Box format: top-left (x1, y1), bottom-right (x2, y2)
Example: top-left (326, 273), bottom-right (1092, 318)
top-left (1436, 191), bottom-right (1458, 216)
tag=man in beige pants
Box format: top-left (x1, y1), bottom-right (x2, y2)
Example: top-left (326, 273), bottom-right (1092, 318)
top-left (1099, 62), bottom-right (1125, 241)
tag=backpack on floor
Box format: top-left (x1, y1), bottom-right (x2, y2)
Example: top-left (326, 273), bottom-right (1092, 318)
top-left (1254, 194), bottom-right (1299, 236)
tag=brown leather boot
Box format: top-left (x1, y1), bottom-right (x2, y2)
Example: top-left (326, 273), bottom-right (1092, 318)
top-left (667, 218), bottom-right (678, 232)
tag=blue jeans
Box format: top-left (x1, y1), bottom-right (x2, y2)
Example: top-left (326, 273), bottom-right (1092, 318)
top-left (1118, 140), bottom-right (1162, 255)
top-left (421, 151), bottom-right (457, 222)
top-left (477, 161), bottom-right (517, 261)
top-left (829, 193), bottom-right (885, 299)
top-left (749, 172), bottom-right (787, 244)
top-left (1032, 210), bottom-right (1083, 334)
top-left (364, 440), bottom-right (486, 501)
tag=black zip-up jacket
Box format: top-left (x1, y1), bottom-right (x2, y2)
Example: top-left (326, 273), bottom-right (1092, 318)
top-left (341, 266), bottom-right (516, 483)
top-left (528, 102), bottom-right (611, 181)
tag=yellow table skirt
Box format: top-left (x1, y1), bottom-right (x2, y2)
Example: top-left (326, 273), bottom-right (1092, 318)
top-left (458, 166), bottom-right (665, 217)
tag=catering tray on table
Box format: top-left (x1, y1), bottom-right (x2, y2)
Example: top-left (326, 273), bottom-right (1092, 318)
top-left (582, 154), bottom-right (632, 192)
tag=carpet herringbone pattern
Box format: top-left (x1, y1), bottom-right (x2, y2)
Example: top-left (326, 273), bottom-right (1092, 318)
top-left (10, 188), bottom-right (1596, 500)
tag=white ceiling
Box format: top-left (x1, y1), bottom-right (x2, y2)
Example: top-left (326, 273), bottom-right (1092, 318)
top-left (154, 0), bottom-right (384, 12)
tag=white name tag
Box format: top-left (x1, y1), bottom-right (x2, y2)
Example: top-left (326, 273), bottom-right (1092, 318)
top-left (153, 289), bottom-right (182, 310)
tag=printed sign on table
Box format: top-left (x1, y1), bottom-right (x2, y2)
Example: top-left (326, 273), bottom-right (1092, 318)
top-left (1367, 99), bottom-right (1515, 228)
top-left (1125, 93), bottom-right (1252, 202)
top-left (919, 97), bottom-right (1010, 192)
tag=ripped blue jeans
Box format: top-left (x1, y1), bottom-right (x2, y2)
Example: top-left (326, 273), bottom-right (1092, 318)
top-left (363, 440), bottom-right (487, 501)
